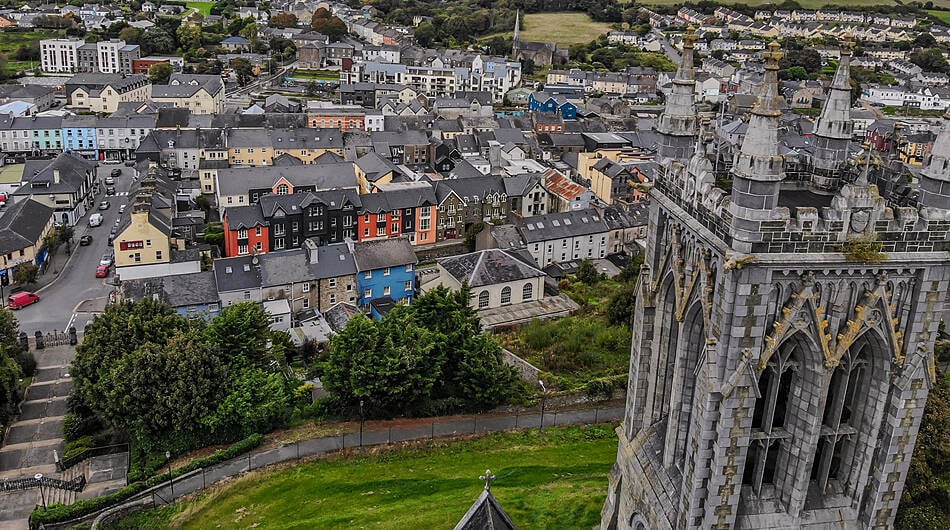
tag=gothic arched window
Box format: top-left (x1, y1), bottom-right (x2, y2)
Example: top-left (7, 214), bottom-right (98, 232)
top-left (810, 340), bottom-right (869, 495)
top-left (743, 339), bottom-right (799, 495)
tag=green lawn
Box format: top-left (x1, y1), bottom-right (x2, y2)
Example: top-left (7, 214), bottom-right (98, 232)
top-left (927, 10), bottom-right (950, 24)
top-left (108, 425), bottom-right (618, 529)
top-left (0, 164), bottom-right (24, 185)
top-left (185, 1), bottom-right (215, 16)
top-left (485, 12), bottom-right (614, 46)
top-left (0, 28), bottom-right (61, 55)
top-left (291, 69), bottom-right (340, 81)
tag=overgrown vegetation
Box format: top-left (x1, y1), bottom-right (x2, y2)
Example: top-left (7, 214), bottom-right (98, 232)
top-left (841, 235), bottom-right (886, 263)
top-left (108, 424), bottom-right (618, 530)
top-left (896, 343), bottom-right (950, 529)
top-left (0, 310), bottom-right (34, 443)
top-left (68, 300), bottom-right (298, 468)
top-left (318, 285), bottom-right (523, 418)
top-left (501, 257), bottom-right (641, 394)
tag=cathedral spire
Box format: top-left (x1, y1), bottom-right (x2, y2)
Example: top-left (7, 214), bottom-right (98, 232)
top-left (513, 10), bottom-right (520, 44)
top-left (919, 111), bottom-right (950, 219)
top-left (655, 26), bottom-right (698, 163)
top-left (811, 37), bottom-right (855, 189)
top-left (729, 41), bottom-right (786, 248)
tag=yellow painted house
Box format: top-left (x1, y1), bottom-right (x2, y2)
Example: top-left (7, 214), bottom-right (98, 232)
top-left (113, 202), bottom-right (172, 268)
top-left (0, 199), bottom-right (55, 285)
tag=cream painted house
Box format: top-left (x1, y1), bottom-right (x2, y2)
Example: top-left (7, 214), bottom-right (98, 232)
top-left (113, 203), bottom-right (172, 268)
top-left (426, 249), bottom-right (546, 311)
top-left (151, 74), bottom-right (225, 115)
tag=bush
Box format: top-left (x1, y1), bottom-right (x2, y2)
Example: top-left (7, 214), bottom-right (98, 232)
top-left (31, 434), bottom-right (264, 527)
top-left (13, 349), bottom-right (35, 377)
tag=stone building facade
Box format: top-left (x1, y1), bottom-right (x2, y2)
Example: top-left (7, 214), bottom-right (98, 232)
top-left (601, 30), bottom-right (950, 529)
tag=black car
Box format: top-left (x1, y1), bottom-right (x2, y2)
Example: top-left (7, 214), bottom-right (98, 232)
top-left (110, 168), bottom-right (121, 178)
top-left (79, 235), bottom-right (93, 246)
top-left (106, 186), bottom-right (116, 196)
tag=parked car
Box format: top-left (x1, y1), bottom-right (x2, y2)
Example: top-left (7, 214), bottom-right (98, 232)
top-left (104, 176), bottom-right (115, 185)
top-left (105, 186), bottom-right (116, 196)
top-left (79, 235), bottom-right (93, 246)
top-left (95, 265), bottom-right (109, 278)
top-left (99, 254), bottom-right (113, 267)
top-left (110, 168), bottom-right (121, 178)
top-left (99, 200), bottom-right (110, 210)
top-left (7, 291), bottom-right (39, 309)
top-left (88, 213), bottom-right (103, 226)
top-left (124, 160), bottom-right (135, 167)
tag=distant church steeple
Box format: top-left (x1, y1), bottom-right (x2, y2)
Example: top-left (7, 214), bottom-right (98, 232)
top-left (513, 9), bottom-right (520, 44)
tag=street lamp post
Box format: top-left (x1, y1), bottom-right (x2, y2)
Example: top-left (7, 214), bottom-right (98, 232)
top-left (359, 400), bottom-right (364, 448)
top-left (538, 379), bottom-right (547, 432)
top-left (34, 473), bottom-right (47, 510)
top-left (165, 450), bottom-right (174, 497)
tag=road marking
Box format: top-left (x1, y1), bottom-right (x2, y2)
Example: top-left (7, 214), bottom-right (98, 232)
top-left (63, 313), bottom-right (77, 333)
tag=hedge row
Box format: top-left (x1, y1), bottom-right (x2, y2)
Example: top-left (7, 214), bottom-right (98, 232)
top-left (30, 433), bottom-right (263, 528)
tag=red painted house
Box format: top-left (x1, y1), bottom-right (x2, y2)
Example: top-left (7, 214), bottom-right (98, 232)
top-left (223, 205), bottom-right (270, 257)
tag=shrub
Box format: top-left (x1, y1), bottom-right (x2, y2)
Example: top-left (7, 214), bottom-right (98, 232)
top-left (31, 433), bottom-right (264, 527)
top-left (13, 349), bottom-right (35, 377)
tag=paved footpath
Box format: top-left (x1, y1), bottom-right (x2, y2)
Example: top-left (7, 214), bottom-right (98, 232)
top-left (137, 405), bottom-right (624, 511)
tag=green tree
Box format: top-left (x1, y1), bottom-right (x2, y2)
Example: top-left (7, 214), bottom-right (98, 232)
top-left (268, 13), bottom-right (298, 29)
top-left (910, 48), bottom-right (949, 74)
top-left (607, 282), bottom-right (637, 327)
top-left (148, 62), bottom-right (172, 84)
top-left (103, 328), bottom-right (228, 450)
top-left (414, 22), bottom-right (437, 47)
top-left (118, 26), bottom-right (141, 44)
top-left (230, 57), bottom-right (254, 86)
top-left (239, 21), bottom-right (260, 48)
top-left (177, 23), bottom-right (202, 53)
top-left (896, 365), bottom-right (950, 529)
top-left (140, 27), bottom-right (176, 55)
top-left (311, 8), bottom-right (347, 41)
top-left (13, 263), bottom-right (38, 285)
top-left (576, 258), bottom-right (600, 285)
top-left (72, 299), bottom-right (188, 412)
top-left (201, 367), bottom-right (293, 439)
top-left (323, 311), bottom-right (439, 417)
top-left (41, 230), bottom-right (62, 269)
top-left (205, 302), bottom-right (275, 369)
top-left (913, 33), bottom-right (938, 49)
top-left (784, 65), bottom-right (808, 81)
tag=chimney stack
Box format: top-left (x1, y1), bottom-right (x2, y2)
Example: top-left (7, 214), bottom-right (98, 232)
top-left (53, 168), bottom-right (61, 184)
top-left (304, 238), bottom-right (319, 263)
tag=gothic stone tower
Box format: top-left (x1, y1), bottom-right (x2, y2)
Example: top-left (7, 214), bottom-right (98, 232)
top-left (600, 42), bottom-right (950, 529)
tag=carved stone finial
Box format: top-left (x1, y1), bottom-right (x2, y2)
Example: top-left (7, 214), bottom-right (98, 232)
top-left (763, 41), bottom-right (784, 69)
top-left (684, 26), bottom-right (698, 49)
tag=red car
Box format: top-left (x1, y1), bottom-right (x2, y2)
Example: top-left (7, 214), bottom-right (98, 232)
top-left (95, 265), bottom-right (109, 278)
top-left (7, 292), bottom-right (38, 309)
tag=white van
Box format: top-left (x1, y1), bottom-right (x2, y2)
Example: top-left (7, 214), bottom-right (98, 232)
top-left (88, 213), bottom-right (104, 227)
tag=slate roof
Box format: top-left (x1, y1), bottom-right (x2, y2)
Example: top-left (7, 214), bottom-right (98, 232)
top-left (439, 249), bottom-right (544, 288)
top-left (360, 182), bottom-right (437, 212)
top-left (310, 241), bottom-right (357, 279)
top-left (435, 175), bottom-right (505, 203)
top-left (516, 208), bottom-right (609, 243)
top-left (454, 489), bottom-right (518, 530)
top-left (122, 271), bottom-right (219, 308)
top-left (15, 153), bottom-right (94, 196)
top-left (324, 302), bottom-right (361, 331)
top-left (216, 163), bottom-right (359, 197)
top-left (213, 255), bottom-right (262, 293)
top-left (0, 199), bottom-right (53, 254)
top-left (258, 248), bottom-right (312, 287)
top-left (224, 205), bottom-right (267, 229)
top-left (352, 237), bottom-right (417, 271)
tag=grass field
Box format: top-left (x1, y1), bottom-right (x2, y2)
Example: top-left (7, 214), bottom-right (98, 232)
top-left (108, 425), bottom-right (618, 530)
top-left (0, 29), bottom-right (61, 55)
top-left (486, 12), bottom-right (614, 46)
top-left (0, 164), bottom-right (24, 185)
top-left (185, 1), bottom-right (215, 16)
top-left (927, 10), bottom-right (950, 24)
top-left (291, 69), bottom-right (340, 81)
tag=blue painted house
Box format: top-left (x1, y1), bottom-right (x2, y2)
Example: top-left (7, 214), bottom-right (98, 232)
top-left (62, 115), bottom-right (99, 160)
top-left (528, 91), bottom-right (577, 120)
top-left (351, 237), bottom-right (418, 317)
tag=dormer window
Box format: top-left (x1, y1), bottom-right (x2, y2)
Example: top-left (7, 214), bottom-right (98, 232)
top-left (276, 184), bottom-right (289, 195)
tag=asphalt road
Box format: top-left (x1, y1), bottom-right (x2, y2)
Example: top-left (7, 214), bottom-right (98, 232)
top-left (14, 164), bottom-right (136, 336)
